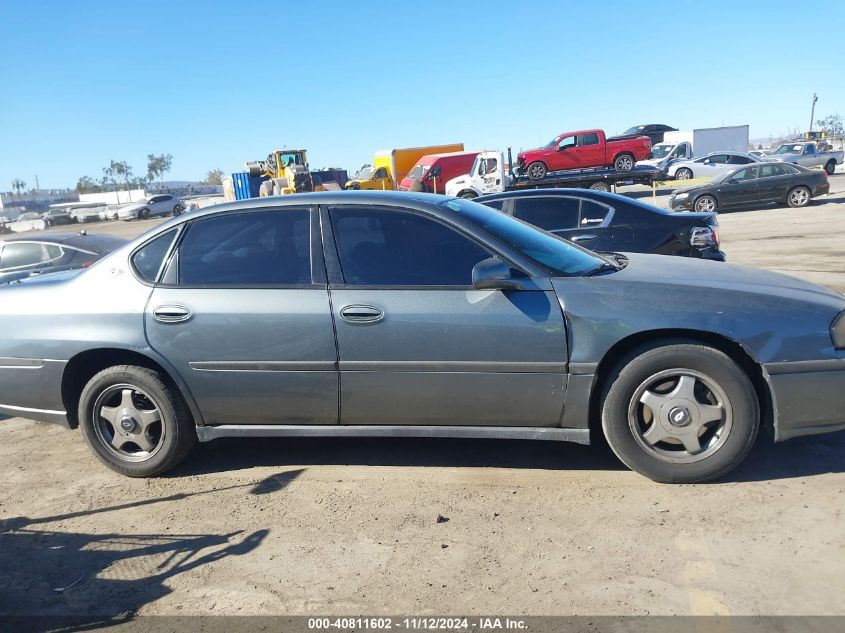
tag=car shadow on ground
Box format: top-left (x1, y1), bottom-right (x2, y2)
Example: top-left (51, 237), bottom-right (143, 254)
top-left (168, 430), bottom-right (845, 484)
top-left (0, 470), bottom-right (300, 625)
top-left (728, 430), bottom-right (845, 483)
top-left (168, 436), bottom-right (626, 478)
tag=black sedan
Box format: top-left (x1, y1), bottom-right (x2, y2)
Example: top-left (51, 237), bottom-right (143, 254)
top-left (475, 189), bottom-right (725, 261)
top-left (0, 232), bottom-right (128, 285)
top-left (670, 162), bottom-right (830, 213)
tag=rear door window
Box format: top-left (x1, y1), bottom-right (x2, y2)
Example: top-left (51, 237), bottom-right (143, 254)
top-left (728, 155), bottom-right (752, 165)
top-left (511, 196), bottom-right (580, 232)
top-left (759, 164), bottom-right (786, 178)
top-left (578, 133), bottom-right (600, 146)
top-left (177, 211), bottom-right (312, 286)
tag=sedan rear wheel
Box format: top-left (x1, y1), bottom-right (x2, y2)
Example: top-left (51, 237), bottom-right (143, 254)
top-left (601, 342), bottom-right (759, 483)
top-left (79, 365), bottom-right (196, 477)
top-left (694, 195), bottom-right (717, 212)
top-left (787, 186), bottom-right (810, 208)
top-left (675, 168), bottom-right (693, 180)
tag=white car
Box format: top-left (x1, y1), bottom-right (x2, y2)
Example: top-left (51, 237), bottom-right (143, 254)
top-left (8, 212), bottom-right (46, 233)
top-left (668, 152), bottom-right (766, 181)
top-left (118, 194), bottom-right (185, 221)
top-left (70, 206), bottom-right (105, 223)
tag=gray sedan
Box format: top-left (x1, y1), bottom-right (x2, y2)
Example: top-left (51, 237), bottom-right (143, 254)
top-left (1, 191), bottom-right (844, 483)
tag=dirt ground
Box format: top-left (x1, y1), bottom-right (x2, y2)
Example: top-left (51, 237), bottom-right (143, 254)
top-left (2, 178), bottom-right (844, 619)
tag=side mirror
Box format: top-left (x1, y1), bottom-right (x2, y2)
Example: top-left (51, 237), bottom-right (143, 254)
top-left (472, 257), bottom-right (522, 290)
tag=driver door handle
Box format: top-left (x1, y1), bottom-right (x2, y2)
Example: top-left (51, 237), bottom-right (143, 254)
top-left (571, 234), bottom-right (598, 242)
top-left (339, 304), bottom-right (384, 323)
top-left (153, 305), bottom-right (192, 323)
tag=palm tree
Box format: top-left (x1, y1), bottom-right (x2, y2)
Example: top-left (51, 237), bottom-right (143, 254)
top-left (11, 179), bottom-right (26, 197)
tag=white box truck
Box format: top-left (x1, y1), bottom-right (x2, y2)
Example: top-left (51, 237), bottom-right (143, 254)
top-left (638, 125), bottom-right (749, 170)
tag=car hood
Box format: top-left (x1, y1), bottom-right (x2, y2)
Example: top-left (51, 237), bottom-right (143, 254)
top-left (119, 202), bottom-right (146, 212)
top-left (671, 184), bottom-right (710, 196)
top-left (600, 252), bottom-right (843, 303)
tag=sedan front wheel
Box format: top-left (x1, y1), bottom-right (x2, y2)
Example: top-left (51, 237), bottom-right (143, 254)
top-left (694, 195), bottom-right (717, 212)
top-left (601, 342), bottom-right (759, 483)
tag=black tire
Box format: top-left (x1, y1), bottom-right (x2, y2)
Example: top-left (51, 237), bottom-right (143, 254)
top-left (601, 341), bottom-right (759, 483)
top-left (825, 160), bottom-right (836, 176)
top-left (172, 204), bottom-right (185, 216)
top-left (78, 365), bottom-right (196, 477)
top-left (675, 167), bottom-right (693, 180)
top-left (786, 186), bottom-right (811, 208)
top-left (588, 181), bottom-right (611, 192)
top-left (139, 208), bottom-right (149, 220)
top-left (459, 191), bottom-right (477, 199)
top-left (613, 153), bottom-right (634, 172)
top-left (526, 161), bottom-right (547, 180)
top-left (694, 195), bottom-right (717, 212)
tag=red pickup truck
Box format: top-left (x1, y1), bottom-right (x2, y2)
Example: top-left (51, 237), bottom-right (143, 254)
top-left (517, 129), bottom-right (652, 180)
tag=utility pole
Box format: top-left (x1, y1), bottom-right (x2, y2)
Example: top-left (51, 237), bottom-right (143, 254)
top-left (809, 93), bottom-right (818, 134)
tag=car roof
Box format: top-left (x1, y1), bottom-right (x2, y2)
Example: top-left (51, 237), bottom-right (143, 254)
top-left (475, 188), bottom-right (674, 215)
top-left (146, 191), bottom-right (449, 233)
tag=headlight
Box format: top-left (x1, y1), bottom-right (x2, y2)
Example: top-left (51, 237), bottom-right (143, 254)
top-left (831, 310), bottom-right (845, 349)
top-left (674, 192), bottom-right (689, 200)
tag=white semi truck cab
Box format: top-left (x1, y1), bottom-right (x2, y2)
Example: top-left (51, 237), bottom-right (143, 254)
top-left (444, 150), bottom-right (510, 198)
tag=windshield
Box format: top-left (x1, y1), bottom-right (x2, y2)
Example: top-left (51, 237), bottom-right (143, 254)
top-left (624, 126), bottom-right (644, 135)
top-left (775, 144), bottom-right (802, 155)
top-left (649, 144), bottom-right (672, 158)
top-left (354, 166), bottom-right (374, 180)
top-left (543, 136), bottom-right (560, 149)
top-left (712, 169), bottom-right (738, 184)
top-left (407, 164), bottom-right (430, 180)
top-left (441, 198), bottom-right (607, 277)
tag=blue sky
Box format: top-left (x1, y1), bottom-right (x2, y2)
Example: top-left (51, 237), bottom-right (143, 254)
top-left (1, 0), bottom-right (843, 190)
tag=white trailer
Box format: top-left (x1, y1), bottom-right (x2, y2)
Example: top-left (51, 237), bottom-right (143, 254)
top-left (638, 125), bottom-right (749, 170)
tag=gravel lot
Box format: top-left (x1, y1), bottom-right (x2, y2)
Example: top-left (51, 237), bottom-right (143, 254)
top-left (2, 178), bottom-right (844, 619)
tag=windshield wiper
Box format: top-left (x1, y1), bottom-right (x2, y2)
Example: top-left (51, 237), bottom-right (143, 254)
top-left (586, 261), bottom-right (620, 276)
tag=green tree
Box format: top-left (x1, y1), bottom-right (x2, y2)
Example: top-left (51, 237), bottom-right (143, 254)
top-left (205, 168), bottom-right (225, 185)
top-left (815, 114), bottom-right (843, 137)
top-left (11, 178), bottom-right (26, 196)
top-left (147, 153), bottom-right (173, 190)
top-left (76, 176), bottom-right (103, 193)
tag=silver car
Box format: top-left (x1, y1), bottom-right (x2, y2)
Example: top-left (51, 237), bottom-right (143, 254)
top-left (118, 194), bottom-right (186, 220)
top-left (668, 152), bottom-right (767, 181)
top-left (1, 192), bottom-right (844, 482)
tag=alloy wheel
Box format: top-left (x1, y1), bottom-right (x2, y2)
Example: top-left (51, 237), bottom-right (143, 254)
top-left (627, 369), bottom-right (732, 464)
top-left (615, 155), bottom-right (633, 171)
top-left (92, 384), bottom-right (165, 462)
top-left (789, 188), bottom-right (809, 206)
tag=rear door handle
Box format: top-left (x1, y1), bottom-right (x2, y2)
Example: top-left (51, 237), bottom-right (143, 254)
top-left (571, 234), bottom-right (598, 242)
top-left (339, 304), bottom-right (384, 323)
top-left (153, 305), bottom-right (192, 323)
